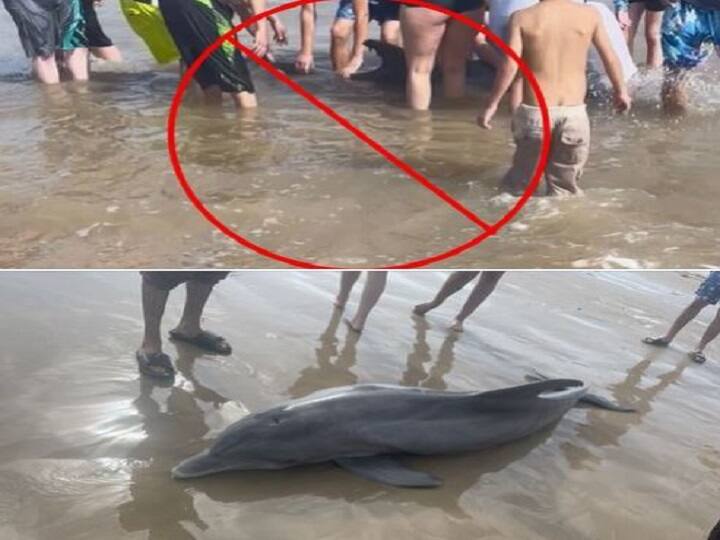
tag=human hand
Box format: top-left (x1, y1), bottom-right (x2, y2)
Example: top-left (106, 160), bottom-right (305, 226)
top-left (252, 24), bottom-right (269, 59)
top-left (614, 89), bottom-right (632, 113)
top-left (338, 55), bottom-right (363, 79)
top-left (616, 10), bottom-right (631, 30)
top-left (294, 52), bottom-right (314, 74)
top-left (477, 101), bottom-right (499, 129)
top-left (272, 20), bottom-right (289, 45)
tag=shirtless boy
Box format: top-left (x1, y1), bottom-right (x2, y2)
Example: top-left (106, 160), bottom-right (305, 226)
top-left (479, 0), bottom-right (631, 196)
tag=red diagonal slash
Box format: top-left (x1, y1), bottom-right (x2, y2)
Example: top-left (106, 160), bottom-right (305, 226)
top-left (229, 35), bottom-right (491, 232)
top-left (167, 0), bottom-right (551, 269)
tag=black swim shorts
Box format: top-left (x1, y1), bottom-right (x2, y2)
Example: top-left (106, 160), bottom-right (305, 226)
top-left (141, 271), bottom-right (230, 291)
top-left (629, 0), bottom-right (669, 12)
top-left (158, 0), bottom-right (255, 93)
top-left (83, 0), bottom-right (114, 48)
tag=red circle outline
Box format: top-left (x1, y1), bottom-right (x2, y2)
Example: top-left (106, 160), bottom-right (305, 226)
top-left (166, 0), bottom-right (551, 269)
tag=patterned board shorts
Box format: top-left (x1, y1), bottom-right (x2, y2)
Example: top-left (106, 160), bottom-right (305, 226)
top-left (662, 1), bottom-right (720, 70)
top-left (696, 272), bottom-right (720, 305)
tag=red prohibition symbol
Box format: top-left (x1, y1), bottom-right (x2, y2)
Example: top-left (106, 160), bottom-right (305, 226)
top-left (166, 0), bottom-right (552, 269)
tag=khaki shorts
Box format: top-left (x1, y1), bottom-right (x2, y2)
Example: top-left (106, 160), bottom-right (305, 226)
top-left (141, 271), bottom-right (229, 291)
top-left (502, 104), bottom-right (590, 196)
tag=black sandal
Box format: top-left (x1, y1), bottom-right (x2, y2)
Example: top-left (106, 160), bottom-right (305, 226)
top-left (689, 351), bottom-right (707, 364)
top-left (642, 336), bottom-right (670, 347)
top-left (169, 329), bottom-right (232, 355)
top-left (136, 350), bottom-right (175, 379)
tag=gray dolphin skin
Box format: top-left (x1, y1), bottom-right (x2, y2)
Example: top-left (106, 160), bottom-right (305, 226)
top-left (172, 378), bottom-right (634, 488)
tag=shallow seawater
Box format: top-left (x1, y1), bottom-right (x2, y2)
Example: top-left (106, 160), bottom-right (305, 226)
top-left (0, 3), bottom-right (719, 268)
top-left (0, 270), bottom-right (718, 539)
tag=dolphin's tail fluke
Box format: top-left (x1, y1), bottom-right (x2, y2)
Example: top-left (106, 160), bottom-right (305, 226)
top-left (525, 371), bottom-right (636, 413)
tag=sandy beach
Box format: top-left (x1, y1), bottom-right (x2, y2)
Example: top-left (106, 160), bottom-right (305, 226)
top-left (0, 270), bottom-right (717, 539)
top-left (0, 3), bottom-right (719, 268)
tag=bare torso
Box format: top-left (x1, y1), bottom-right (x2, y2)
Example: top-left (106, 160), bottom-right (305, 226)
top-left (515, 0), bottom-right (601, 106)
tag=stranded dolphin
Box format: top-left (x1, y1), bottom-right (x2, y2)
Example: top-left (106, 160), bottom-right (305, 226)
top-left (172, 378), bottom-right (634, 488)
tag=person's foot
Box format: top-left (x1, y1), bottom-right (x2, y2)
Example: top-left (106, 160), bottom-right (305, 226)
top-left (642, 336), bottom-right (670, 347)
top-left (136, 350), bottom-right (175, 379)
top-left (344, 317), bottom-right (363, 334)
top-left (413, 302), bottom-right (437, 317)
top-left (450, 319), bottom-right (464, 333)
top-left (689, 350), bottom-right (707, 364)
top-left (169, 328), bottom-right (232, 355)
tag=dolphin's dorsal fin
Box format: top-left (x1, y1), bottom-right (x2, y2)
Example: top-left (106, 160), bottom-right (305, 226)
top-left (334, 456), bottom-right (442, 488)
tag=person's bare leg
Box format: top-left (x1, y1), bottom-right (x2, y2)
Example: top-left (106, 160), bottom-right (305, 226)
top-left (451, 271), bottom-right (504, 332)
top-left (662, 68), bottom-right (689, 116)
top-left (63, 48), bottom-right (89, 81)
top-left (172, 280), bottom-right (215, 338)
top-left (440, 10), bottom-right (481, 99)
top-left (336, 271), bottom-right (361, 308)
top-left (231, 91), bottom-right (258, 109)
top-left (140, 281), bottom-right (171, 355)
top-left (32, 55), bottom-right (61, 84)
top-left (381, 20), bottom-right (402, 46)
top-left (330, 19), bottom-right (354, 71)
top-left (693, 308), bottom-right (720, 354)
top-left (90, 46), bottom-right (123, 62)
top-left (650, 297), bottom-right (709, 343)
top-left (644, 10), bottom-right (663, 68)
top-left (346, 271), bottom-right (388, 332)
top-left (414, 271), bottom-right (479, 316)
top-left (625, 3), bottom-right (644, 56)
top-left (400, 6), bottom-right (447, 110)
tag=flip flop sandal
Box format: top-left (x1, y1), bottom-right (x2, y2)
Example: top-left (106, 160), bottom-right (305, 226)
top-left (642, 337), bottom-right (670, 347)
top-left (169, 330), bottom-right (232, 356)
top-left (136, 350), bottom-right (175, 379)
top-left (689, 351), bottom-right (707, 364)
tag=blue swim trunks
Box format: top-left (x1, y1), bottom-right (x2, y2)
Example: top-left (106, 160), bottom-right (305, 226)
top-left (662, 1), bottom-right (720, 70)
top-left (696, 271), bottom-right (720, 305)
top-left (335, 0), bottom-right (400, 23)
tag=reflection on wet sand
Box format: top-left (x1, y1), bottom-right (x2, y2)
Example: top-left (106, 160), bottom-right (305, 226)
top-left (562, 350), bottom-right (690, 470)
top-left (287, 308), bottom-right (360, 398)
top-left (401, 316), bottom-right (458, 390)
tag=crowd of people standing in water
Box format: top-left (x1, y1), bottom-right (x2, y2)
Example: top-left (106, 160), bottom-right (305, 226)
top-left (2, 0), bottom-right (718, 195)
top-left (134, 270), bottom-right (720, 378)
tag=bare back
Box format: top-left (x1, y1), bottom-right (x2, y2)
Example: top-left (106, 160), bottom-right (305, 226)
top-left (512, 0), bottom-right (601, 106)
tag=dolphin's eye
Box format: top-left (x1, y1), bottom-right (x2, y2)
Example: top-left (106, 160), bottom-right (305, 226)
top-left (272, 417), bottom-right (281, 425)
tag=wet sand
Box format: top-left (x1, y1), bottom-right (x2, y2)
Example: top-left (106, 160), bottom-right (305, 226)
top-left (0, 270), bottom-right (718, 539)
top-left (0, 4), bottom-right (719, 268)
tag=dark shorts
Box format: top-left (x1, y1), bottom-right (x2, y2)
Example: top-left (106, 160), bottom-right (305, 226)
top-left (662, 1), bottom-right (720, 70)
top-left (1, 0), bottom-right (83, 57)
top-left (83, 0), bottom-right (113, 48)
top-left (696, 272), bottom-right (720, 305)
top-left (336, 0), bottom-right (401, 23)
top-left (629, 0), bottom-right (668, 12)
top-left (403, 0), bottom-right (484, 14)
top-left (141, 271), bottom-right (230, 292)
top-left (158, 0), bottom-right (254, 93)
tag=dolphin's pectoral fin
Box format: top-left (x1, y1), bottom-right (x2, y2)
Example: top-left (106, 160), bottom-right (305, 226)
top-left (334, 456), bottom-right (442, 488)
top-left (578, 393), bottom-right (636, 413)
